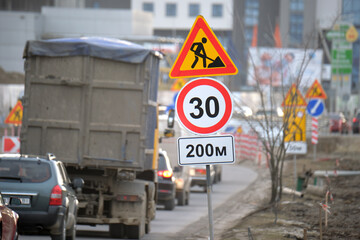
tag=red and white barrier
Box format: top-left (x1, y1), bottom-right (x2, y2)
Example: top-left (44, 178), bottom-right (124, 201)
top-left (223, 126), bottom-right (269, 168)
top-left (312, 117), bottom-right (318, 145)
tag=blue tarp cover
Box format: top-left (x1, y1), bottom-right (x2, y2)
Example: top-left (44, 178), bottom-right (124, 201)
top-left (23, 37), bottom-right (161, 63)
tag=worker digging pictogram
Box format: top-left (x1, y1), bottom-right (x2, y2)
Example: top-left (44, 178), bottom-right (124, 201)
top-left (190, 37), bottom-right (225, 69)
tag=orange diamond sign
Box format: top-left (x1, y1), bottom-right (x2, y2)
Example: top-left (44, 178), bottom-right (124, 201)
top-left (169, 15), bottom-right (238, 79)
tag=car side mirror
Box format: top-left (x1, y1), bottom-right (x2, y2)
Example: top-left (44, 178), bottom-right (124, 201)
top-left (72, 177), bottom-right (84, 192)
top-left (167, 109), bottom-right (175, 128)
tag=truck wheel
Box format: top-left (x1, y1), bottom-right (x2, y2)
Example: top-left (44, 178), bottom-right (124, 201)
top-left (126, 195), bottom-right (146, 239)
top-left (109, 223), bottom-right (124, 238)
top-left (177, 190), bottom-right (186, 206)
top-left (164, 198), bottom-right (175, 210)
top-left (145, 222), bottom-right (151, 234)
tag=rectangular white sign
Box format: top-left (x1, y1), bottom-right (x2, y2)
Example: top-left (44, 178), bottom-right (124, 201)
top-left (285, 141), bottom-right (307, 154)
top-left (177, 135), bottom-right (235, 165)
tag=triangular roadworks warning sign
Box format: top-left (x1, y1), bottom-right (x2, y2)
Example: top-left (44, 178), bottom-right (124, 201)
top-left (281, 84), bottom-right (307, 107)
top-left (169, 15), bottom-right (238, 79)
top-left (305, 79), bottom-right (327, 99)
top-left (5, 100), bottom-right (23, 125)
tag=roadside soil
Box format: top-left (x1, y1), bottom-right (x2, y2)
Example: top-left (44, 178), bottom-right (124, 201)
top-left (168, 149), bottom-right (360, 240)
top-left (221, 156), bottom-right (360, 240)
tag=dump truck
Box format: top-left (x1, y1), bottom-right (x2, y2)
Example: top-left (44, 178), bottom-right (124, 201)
top-left (20, 37), bottom-right (162, 239)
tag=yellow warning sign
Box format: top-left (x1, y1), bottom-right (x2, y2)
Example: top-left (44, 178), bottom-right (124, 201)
top-left (169, 15), bottom-right (238, 78)
top-left (284, 108), bottom-right (306, 142)
top-left (281, 84), bottom-right (307, 107)
top-left (5, 100), bottom-right (23, 125)
top-left (305, 79), bottom-right (327, 99)
top-left (171, 78), bottom-right (187, 91)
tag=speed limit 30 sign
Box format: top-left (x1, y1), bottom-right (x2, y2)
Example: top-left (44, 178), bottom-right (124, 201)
top-left (175, 77), bottom-right (233, 135)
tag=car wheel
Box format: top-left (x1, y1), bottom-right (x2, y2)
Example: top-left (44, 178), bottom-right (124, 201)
top-left (66, 220), bottom-right (76, 240)
top-left (109, 223), bottom-right (124, 238)
top-left (177, 190), bottom-right (186, 206)
top-left (185, 191), bottom-right (190, 205)
top-left (51, 216), bottom-right (66, 240)
top-left (164, 198), bottom-right (175, 210)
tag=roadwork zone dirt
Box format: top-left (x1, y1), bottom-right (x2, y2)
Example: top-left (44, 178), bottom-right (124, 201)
top-left (221, 157), bottom-right (360, 240)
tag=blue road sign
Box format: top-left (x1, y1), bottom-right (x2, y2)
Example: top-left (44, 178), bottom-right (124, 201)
top-left (306, 99), bottom-right (324, 117)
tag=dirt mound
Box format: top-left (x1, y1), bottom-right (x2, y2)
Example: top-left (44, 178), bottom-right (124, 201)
top-left (221, 157), bottom-right (360, 240)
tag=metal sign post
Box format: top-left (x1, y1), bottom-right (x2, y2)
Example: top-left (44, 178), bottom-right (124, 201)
top-left (206, 165), bottom-right (214, 240)
top-left (177, 135), bottom-right (235, 240)
top-left (172, 16), bottom-right (238, 240)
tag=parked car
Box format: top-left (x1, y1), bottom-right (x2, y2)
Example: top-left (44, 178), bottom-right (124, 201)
top-left (173, 165), bottom-right (191, 206)
top-left (328, 112), bottom-right (350, 134)
top-left (352, 112), bottom-right (360, 133)
top-left (189, 165), bottom-right (215, 192)
top-left (0, 193), bottom-right (19, 240)
top-left (0, 153), bottom-right (83, 240)
top-left (157, 150), bottom-right (176, 210)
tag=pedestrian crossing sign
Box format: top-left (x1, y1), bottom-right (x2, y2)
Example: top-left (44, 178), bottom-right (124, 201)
top-left (169, 15), bottom-right (238, 79)
top-left (305, 79), bottom-right (327, 99)
top-left (5, 100), bottom-right (23, 125)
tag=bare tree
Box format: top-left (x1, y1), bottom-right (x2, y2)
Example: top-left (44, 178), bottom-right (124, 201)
top-left (231, 13), bottom-right (321, 209)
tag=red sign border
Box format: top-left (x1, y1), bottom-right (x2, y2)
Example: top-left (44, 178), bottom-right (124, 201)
top-left (176, 78), bottom-right (233, 135)
top-left (4, 100), bottom-right (23, 125)
top-left (305, 79), bottom-right (327, 99)
top-left (169, 15), bottom-right (238, 79)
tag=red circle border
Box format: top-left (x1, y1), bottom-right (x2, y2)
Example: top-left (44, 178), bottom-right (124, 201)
top-left (176, 78), bottom-right (233, 135)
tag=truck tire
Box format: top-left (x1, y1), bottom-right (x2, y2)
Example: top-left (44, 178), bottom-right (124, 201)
top-left (125, 195), bottom-right (146, 239)
top-left (109, 223), bottom-right (124, 238)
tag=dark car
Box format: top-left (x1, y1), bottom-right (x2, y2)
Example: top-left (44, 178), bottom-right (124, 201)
top-left (0, 154), bottom-right (83, 240)
top-left (352, 112), bottom-right (360, 133)
top-left (189, 165), bottom-right (215, 192)
top-left (173, 165), bottom-right (191, 206)
top-left (0, 193), bottom-right (19, 240)
top-left (157, 150), bottom-right (176, 210)
top-left (328, 112), bottom-right (350, 134)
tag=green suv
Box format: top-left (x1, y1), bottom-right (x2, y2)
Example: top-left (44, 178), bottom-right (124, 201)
top-left (0, 153), bottom-right (83, 240)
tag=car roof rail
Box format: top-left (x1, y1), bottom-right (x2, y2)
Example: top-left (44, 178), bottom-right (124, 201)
top-left (46, 153), bottom-right (56, 160)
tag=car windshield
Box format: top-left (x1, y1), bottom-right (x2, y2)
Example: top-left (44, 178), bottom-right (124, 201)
top-left (0, 160), bottom-right (51, 183)
top-left (158, 154), bottom-right (170, 171)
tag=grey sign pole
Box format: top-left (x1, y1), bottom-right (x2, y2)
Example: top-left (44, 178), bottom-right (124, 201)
top-left (206, 164), bottom-right (214, 240)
